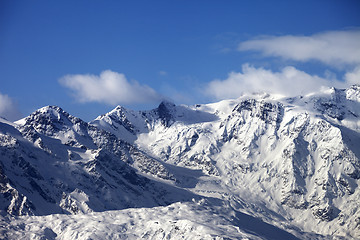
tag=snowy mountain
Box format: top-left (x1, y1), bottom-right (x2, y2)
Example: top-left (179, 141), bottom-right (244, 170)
top-left (1, 85), bottom-right (359, 239)
top-left (0, 106), bottom-right (194, 215)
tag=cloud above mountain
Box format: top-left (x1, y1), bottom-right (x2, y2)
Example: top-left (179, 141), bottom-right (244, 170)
top-left (59, 70), bottom-right (161, 105)
top-left (205, 30), bottom-right (360, 100)
top-left (0, 92), bottom-right (21, 121)
top-left (238, 29), bottom-right (360, 67)
top-left (205, 64), bottom-right (346, 99)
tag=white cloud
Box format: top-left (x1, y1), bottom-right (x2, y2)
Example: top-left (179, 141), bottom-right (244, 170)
top-left (205, 64), bottom-right (347, 99)
top-left (0, 92), bottom-right (21, 121)
top-left (344, 66), bottom-right (360, 85)
top-left (59, 70), bottom-right (161, 105)
top-left (238, 30), bottom-right (360, 67)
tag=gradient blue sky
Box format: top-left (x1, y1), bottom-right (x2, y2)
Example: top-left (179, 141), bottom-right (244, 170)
top-left (1, 0), bottom-right (360, 121)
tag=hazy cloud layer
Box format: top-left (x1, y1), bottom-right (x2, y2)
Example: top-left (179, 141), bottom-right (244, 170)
top-left (0, 92), bottom-right (21, 121)
top-left (238, 30), bottom-right (360, 67)
top-left (205, 64), bottom-right (348, 99)
top-left (59, 70), bottom-right (161, 105)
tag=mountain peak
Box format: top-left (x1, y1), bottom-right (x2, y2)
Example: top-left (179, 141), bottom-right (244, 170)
top-left (114, 105), bottom-right (126, 111)
top-left (158, 100), bottom-right (176, 109)
top-left (104, 105), bottom-right (129, 117)
top-left (15, 105), bottom-right (86, 137)
top-left (39, 105), bottom-right (63, 111)
top-left (33, 105), bottom-right (69, 118)
top-left (15, 105), bottom-right (66, 126)
top-left (92, 105), bottom-right (127, 121)
top-left (157, 101), bottom-right (176, 127)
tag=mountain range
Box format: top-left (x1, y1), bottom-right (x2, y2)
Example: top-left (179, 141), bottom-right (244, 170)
top-left (1, 85), bottom-right (359, 239)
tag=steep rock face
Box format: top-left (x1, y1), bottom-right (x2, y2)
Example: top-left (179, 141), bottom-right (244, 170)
top-left (0, 162), bottom-right (34, 216)
top-left (156, 101), bottom-right (176, 127)
top-left (219, 100), bottom-right (359, 221)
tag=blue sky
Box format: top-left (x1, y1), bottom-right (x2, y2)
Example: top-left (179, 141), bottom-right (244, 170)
top-left (0, 0), bottom-right (359, 121)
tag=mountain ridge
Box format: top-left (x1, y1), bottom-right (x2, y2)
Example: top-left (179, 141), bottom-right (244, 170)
top-left (1, 85), bottom-right (359, 239)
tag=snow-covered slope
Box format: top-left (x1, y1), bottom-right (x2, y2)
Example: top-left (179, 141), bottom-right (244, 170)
top-left (1, 85), bottom-right (359, 239)
top-left (92, 85), bottom-right (360, 238)
top-left (4, 197), bottom-right (322, 240)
